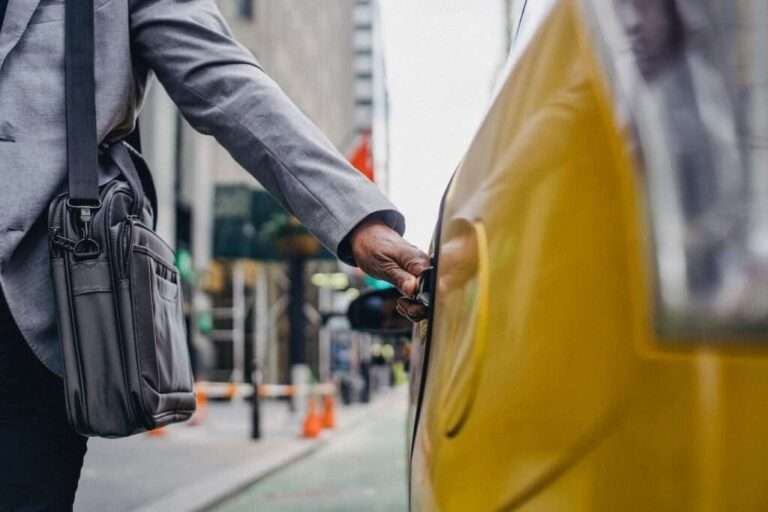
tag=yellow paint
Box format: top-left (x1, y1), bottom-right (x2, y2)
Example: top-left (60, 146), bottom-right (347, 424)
top-left (410, 1), bottom-right (768, 510)
top-left (439, 222), bottom-right (490, 438)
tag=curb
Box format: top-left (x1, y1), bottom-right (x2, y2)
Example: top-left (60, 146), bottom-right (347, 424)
top-left (132, 438), bottom-right (327, 512)
top-left (131, 404), bottom-right (374, 512)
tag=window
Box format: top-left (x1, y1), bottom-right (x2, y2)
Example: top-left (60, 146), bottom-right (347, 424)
top-left (586, 0), bottom-right (768, 337)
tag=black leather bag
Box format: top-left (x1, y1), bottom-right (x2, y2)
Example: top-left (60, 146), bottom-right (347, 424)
top-left (47, 0), bottom-right (195, 438)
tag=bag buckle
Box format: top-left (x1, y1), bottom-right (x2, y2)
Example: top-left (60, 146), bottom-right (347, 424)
top-left (66, 199), bottom-right (102, 260)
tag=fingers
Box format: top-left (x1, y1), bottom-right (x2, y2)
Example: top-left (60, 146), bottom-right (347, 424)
top-left (390, 244), bottom-right (431, 295)
top-left (389, 267), bottom-right (419, 296)
top-left (399, 244), bottom-right (432, 278)
top-left (348, 220), bottom-right (431, 295)
top-left (396, 297), bottom-right (429, 322)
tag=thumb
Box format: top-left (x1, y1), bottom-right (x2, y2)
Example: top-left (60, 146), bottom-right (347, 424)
top-left (388, 267), bottom-right (419, 296)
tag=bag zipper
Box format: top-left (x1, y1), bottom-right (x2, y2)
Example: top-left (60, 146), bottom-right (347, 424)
top-left (118, 216), bottom-right (138, 279)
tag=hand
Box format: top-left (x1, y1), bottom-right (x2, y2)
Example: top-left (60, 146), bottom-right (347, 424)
top-left (395, 296), bottom-right (430, 323)
top-left (349, 218), bottom-right (431, 297)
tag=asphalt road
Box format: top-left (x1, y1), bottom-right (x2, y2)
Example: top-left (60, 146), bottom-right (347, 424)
top-left (212, 387), bottom-right (409, 512)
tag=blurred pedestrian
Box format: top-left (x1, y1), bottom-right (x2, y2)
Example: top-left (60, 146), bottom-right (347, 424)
top-left (0, 0), bottom-right (430, 509)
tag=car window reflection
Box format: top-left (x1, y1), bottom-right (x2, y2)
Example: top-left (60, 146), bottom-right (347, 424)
top-left (588, 0), bottom-right (768, 333)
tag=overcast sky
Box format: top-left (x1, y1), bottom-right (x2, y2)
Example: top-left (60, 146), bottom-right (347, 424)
top-left (380, 1), bottom-right (507, 250)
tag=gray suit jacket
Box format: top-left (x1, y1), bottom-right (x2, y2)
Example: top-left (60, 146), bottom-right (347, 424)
top-left (0, 0), bottom-right (403, 376)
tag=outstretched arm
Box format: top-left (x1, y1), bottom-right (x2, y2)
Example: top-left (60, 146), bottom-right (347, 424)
top-left (130, 0), bottom-right (429, 293)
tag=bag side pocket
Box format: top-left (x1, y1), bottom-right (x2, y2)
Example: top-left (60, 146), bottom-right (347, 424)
top-left (69, 258), bottom-right (135, 436)
top-left (124, 223), bottom-right (195, 425)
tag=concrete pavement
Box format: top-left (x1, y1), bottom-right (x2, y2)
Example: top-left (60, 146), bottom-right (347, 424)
top-left (74, 395), bottom-right (374, 512)
top-left (212, 386), bottom-right (409, 512)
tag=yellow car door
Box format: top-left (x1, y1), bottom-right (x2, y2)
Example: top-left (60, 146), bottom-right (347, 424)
top-left (410, 0), bottom-right (768, 510)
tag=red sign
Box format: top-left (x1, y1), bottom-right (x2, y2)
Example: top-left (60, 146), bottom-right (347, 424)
top-left (348, 132), bottom-right (374, 182)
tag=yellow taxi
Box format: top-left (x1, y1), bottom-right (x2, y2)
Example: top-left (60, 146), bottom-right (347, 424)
top-left (352, 0), bottom-right (768, 509)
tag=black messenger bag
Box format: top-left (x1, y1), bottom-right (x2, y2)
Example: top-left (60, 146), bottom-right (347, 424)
top-left (47, 0), bottom-right (195, 438)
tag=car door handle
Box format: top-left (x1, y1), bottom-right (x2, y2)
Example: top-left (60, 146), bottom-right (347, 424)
top-left (416, 266), bottom-right (436, 309)
top-left (396, 265), bottom-right (435, 322)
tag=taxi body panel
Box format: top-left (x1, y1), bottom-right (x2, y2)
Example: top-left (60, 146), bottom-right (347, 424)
top-left (409, 1), bottom-right (768, 509)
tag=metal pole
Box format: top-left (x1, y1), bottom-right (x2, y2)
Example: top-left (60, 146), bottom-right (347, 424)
top-left (255, 265), bottom-right (269, 373)
top-left (250, 265), bottom-right (268, 440)
top-left (318, 286), bottom-right (332, 382)
top-left (231, 261), bottom-right (246, 384)
top-left (288, 256), bottom-right (306, 367)
top-left (288, 256), bottom-right (308, 414)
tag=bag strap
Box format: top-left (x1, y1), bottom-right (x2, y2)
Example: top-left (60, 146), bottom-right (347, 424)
top-left (65, 0), bottom-right (100, 210)
top-left (114, 142), bottom-right (160, 229)
top-left (65, 0), bottom-right (155, 228)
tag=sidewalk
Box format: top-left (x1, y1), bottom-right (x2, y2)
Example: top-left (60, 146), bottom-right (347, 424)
top-left (213, 387), bottom-right (409, 512)
top-left (74, 396), bottom-right (372, 512)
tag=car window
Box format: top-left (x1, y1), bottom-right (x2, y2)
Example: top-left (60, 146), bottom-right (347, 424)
top-left (515, 0), bottom-right (558, 45)
top-left (583, 0), bottom-right (768, 336)
top-left (494, 0), bottom-right (558, 99)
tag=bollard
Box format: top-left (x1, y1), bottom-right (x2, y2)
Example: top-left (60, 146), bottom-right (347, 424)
top-left (251, 381), bottom-right (261, 440)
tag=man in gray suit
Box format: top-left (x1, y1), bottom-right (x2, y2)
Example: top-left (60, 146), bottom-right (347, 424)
top-left (0, 0), bottom-right (430, 508)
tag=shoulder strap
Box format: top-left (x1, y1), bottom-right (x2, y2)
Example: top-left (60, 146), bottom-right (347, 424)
top-left (65, 0), bottom-right (100, 208)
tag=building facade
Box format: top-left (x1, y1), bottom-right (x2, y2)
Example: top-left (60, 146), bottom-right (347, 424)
top-left (214, 0), bottom-right (358, 187)
top-left (140, 0), bottom-right (389, 385)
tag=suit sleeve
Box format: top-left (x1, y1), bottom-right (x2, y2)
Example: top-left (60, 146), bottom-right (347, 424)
top-left (129, 0), bottom-right (404, 263)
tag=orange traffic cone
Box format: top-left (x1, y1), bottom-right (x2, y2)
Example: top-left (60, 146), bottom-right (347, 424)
top-left (321, 394), bottom-right (336, 429)
top-left (189, 383), bottom-right (209, 426)
top-left (302, 397), bottom-right (323, 439)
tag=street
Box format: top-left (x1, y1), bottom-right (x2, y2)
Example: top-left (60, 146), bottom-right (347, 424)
top-left (75, 398), bottom-right (314, 512)
top-left (74, 386), bottom-right (408, 511)
top-left (212, 387), bottom-right (409, 512)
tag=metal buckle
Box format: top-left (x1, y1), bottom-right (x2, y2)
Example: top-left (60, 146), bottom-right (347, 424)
top-left (66, 198), bottom-right (102, 215)
top-left (73, 238), bottom-right (101, 260)
top-left (66, 198), bottom-right (102, 260)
